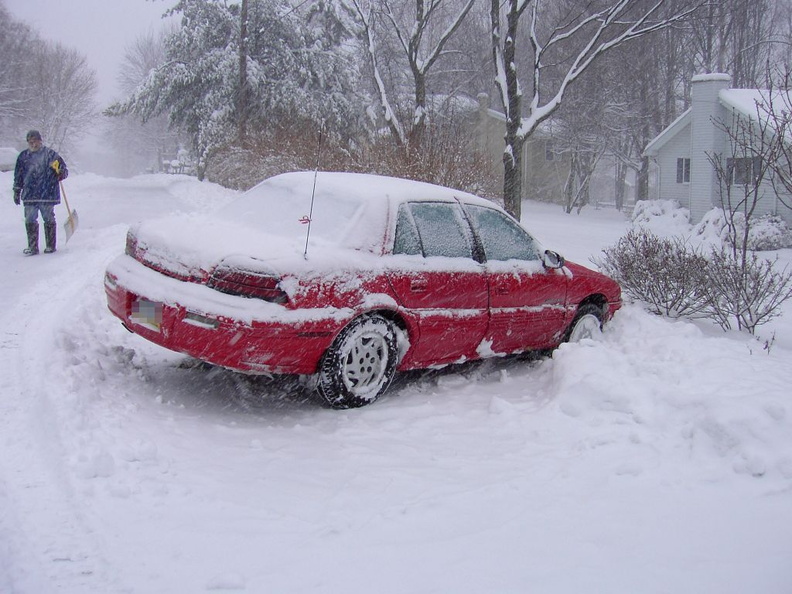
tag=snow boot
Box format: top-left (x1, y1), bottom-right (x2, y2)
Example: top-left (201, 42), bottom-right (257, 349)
top-left (44, 222), bottom-right (57, 253)
top-left (23, 222), bottom-right (39, 255)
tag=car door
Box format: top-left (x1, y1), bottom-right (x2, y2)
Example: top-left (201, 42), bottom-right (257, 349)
top-left (385, 201), bottom-right (489, 367)
top-left (463, 204), bottom-right (570, 353)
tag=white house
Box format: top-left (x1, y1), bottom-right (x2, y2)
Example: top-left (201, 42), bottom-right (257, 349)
top-left (644, 73), bottom-right (792, 225)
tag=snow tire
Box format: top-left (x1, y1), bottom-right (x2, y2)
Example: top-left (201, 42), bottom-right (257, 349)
top-left (565, 303), bottom-right (604, 342)
top-left (318, 315), bottom-right (399, 409)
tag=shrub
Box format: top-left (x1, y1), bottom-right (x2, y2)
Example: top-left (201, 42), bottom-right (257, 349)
top-left (205, 118), bottom-right (503, 200)
top-left (744, 214), bottom-right (792, 251)
top-left (631, 199), bottom-right (691, 235)
top-left (593, 229), bottom-right (709, 318)
top-left (703, 249), bottom-right (792, 333)
top-left (693, 209), bottom-right (792, 251)
top-left (596, 228), bottom-right (792, 335)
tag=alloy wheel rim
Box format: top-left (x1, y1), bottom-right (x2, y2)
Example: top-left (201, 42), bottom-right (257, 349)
top-left (341, 330), bottom-right (389, 396)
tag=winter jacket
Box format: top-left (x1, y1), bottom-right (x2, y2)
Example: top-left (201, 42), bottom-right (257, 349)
top-left (13, 147), bottom-right (68, 204)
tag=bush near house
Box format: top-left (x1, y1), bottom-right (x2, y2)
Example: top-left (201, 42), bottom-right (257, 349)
top-left (694, 210), bottom-right (792, 251)
top-left (594, 201), bottom-right (792, 335)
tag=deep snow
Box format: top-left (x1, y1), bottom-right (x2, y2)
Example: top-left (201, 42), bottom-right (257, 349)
top-left (1, 171), bottom-right (791, 594)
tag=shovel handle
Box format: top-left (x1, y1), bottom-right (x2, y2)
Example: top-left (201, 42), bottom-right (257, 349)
top-left (59, 180), bottom-right (72, 213)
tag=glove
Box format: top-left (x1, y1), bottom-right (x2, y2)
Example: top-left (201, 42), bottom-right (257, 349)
top-left (51, 160), bottom-right (67, 181)
top-left (13, 189), bottom-right (20, 205)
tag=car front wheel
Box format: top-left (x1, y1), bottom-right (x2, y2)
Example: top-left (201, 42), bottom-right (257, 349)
top-left (566, 304), bottom-right (604, 342)
top-left (318, 315), bottom-right (399, 408)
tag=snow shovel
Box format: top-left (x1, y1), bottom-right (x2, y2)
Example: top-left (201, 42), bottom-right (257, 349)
top-left (60, 181), bottom-right (79, 243)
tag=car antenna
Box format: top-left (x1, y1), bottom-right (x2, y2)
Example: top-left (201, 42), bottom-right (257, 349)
top-left (303, 123), bottom-right (324, 260)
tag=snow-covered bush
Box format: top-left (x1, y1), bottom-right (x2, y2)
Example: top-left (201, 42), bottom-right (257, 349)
top-left (693, 209), bottom-right (792, 251)
top-left (593, 229), bottom-right (709, 318)
top-left (631, 199), bottom-right (691, 237)
top-left (703, 249), bottom-right (792, 333)
top-left (596, 228), bottom-right (792, 334)
top-left (744, 214), bottom-right (792, 251)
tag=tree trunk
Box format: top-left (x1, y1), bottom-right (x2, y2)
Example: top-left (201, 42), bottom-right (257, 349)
top-left (408, 69), bottom-right (427, 149)
top-left (563, 154), bottom-right (578, 214)
top-left (237, 0), bottom-right (249, 146)
top-left (498, 0), bottom-right (524, 221)
top-left (503, 138), bottom-right (523, 220)
top-left (615, 160), bottom-right (627, 211)
top-left (636, 155), bottom-right (650, 202)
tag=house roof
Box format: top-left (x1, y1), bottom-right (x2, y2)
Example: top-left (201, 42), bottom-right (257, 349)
top-left (719, 89), bottom-right (792, 125)
top-left (643, 109), bottom-right (691, 156)
top-left (644, 87), bottom-right (792, 157)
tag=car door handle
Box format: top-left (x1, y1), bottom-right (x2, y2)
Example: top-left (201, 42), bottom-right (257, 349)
top-left (410, 280), bottom-right (428, 292)
top-left (495, 285), bottom-right (510, 295)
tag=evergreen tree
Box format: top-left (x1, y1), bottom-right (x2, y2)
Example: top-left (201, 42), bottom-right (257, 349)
top-left (107, 0), bottom-right (365, 179)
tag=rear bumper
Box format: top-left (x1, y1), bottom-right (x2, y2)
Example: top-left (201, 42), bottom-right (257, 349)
top-left (105, 255), bottom-right (350, 375)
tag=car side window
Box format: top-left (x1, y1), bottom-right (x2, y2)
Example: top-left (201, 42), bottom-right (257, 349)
top-left (464, 204), bottom-right (540, 261)
top-left (407, 202), bottom-right (475, 259)
top-left (393, 204), bottom-right (423, 255)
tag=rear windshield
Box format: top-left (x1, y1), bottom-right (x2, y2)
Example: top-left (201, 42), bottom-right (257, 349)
top-left (219, 174), bottom-right (367, 246)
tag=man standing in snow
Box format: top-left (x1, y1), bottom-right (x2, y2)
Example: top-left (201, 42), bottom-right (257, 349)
top-left (13, 130), bottom-right (68, 255)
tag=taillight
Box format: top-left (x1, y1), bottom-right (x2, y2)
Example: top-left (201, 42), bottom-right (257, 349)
top-left (208, 266), bottom-right (289, 303)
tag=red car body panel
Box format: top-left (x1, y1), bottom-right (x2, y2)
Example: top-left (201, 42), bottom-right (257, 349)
top-left (386, 268), bottom-right (489, 366)
top-left (105, 172), bottom-right (621, 378)
top-left (485, 265), bottom-right (570, 352)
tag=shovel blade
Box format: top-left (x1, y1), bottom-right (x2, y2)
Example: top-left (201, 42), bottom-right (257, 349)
top-left (64, 209), bottom-right (79, 243)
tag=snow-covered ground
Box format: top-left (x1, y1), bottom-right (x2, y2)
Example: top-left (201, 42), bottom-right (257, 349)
top-left (1, 171), bottom-right (791, 594)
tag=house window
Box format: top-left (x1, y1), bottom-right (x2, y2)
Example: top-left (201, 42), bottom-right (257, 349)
top-left (727, 157), bottom-right (762, 185)
top-left (676, 158), bottom-right (690, 183)
top-left (545, 141), bottom-right (555, 162)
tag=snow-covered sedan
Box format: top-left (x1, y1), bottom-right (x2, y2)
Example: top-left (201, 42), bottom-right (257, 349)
top-left (105, 171), bottom-right (621, 408)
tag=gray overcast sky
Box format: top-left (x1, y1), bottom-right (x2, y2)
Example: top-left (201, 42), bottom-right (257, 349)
top-left (5, 0), bottom-right (175, 106)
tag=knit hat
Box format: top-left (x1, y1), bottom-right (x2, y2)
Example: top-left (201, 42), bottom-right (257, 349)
top-left (26, 130), bottom-right (42, 141)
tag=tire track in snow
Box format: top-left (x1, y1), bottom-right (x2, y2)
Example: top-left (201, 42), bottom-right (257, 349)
top-left (0, 227), bottom-right (128, 593)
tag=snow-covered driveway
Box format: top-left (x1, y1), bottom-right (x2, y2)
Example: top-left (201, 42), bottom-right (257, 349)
top-left (1, 172), bottom-right (791, 593)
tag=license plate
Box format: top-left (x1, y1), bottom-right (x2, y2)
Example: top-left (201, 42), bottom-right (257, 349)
top-left (131, 299), bottom-right (163, 332)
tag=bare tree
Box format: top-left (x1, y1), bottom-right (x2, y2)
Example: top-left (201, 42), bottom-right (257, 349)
top-left (760, 68), bottom-right (792, 209)
top-left (490, 0), bottom-right (702, 219)
top-left (553, 73), bottom-right (611, 213)
top-left (352, 0), bottom-right (476, 147)
top-left (1, 7), bottom-right (41, 143)
top-left (0, 3), bottom-right (97, 152)
top-left (23, 43), bottom-right (97, 153)
top-left (0, 5), bottom-right (33, 128)
top-left (106, 27), bottom-right (183, 175)
top-left (690, 0), bottom-right (780, 88)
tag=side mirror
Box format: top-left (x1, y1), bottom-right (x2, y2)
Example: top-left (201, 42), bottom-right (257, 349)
top-left (543, 249), bottom-right (566, 269)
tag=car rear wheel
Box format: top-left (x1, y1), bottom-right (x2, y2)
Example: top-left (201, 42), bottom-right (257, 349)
top-left (566, 304), bottom-right (604, 342)
top-left (318, 315), bottom-right (399, 408)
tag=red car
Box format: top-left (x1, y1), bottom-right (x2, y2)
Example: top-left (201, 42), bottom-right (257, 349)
top-left (105, 172), bottom-right (621, 408)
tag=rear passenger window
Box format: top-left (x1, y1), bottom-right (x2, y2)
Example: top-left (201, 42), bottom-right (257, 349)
top-left (393, 204), bottom-right (422, 255)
